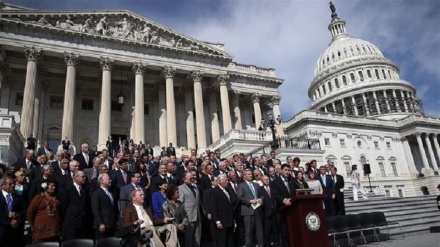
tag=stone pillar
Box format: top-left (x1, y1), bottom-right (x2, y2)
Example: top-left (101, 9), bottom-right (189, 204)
top-left (132, 62), bottom-right (147, 144)
top-left (191, 71), bottom-right (206, 149)
top-left (383, 90), bottom-right (391, 112)
top-left (402, 136), bottom-right (418, 175)
top-left (425, 134), bottom-right (439, 170)
top-left (209, 91), bottom-right (220, 143)
top-left (32, 68), bottom-right (45, 141)
top-left (362, 93), bottom-right (370, 116)
top-left (351, 96), bottom-right (358, 116)
top-left (218, 75), bottom-right (232, 134)
top-left (184, 86), bottom-right (196, 149)
top-left (21, 47), bottom-right (41, 138)
top-left (157, 83), bottom-right (167, 148)
top-left (392, 89), bottom-right (400, 111)
top-left (433, 134), bottom-right (440, 167)
top-left (60, 52), bottom-right (78, 142)
top-left (373, 91), bottom-right (381, 114)
top-left (0, 79), bottom-right (11, 111)
top-left (416, 133), bottom-right (430, 170)
top-left (163, 66), bottom-right (177, 145)
top-left (324, 105), bottom-right (328, 113)
top-left (0, 62), bottom-right (9, 94)
top-left (272, 94), bottom-right (284, 135)
top-left (400, 90), bottom-right (408, 112)
top-left (98, 57), bottom-right (114, 150)
top-left (252, 93), bottom-right (262, 129)
top-left (341, 98), bottom-right (347, 115)
top-left (232, 90), bottom-right (242, 130)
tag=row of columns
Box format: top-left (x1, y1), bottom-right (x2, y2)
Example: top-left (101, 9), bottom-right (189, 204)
top-left (403, 133), bottom-right (440, 172)
top-left (17, 47), bottom-right (282, 150)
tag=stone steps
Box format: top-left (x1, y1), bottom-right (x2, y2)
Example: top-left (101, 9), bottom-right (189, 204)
top-left (345, 195), bottom-right (439, 237)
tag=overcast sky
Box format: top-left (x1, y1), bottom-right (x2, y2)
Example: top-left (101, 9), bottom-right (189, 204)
top-left (6, 0), bottom-right (440, 119)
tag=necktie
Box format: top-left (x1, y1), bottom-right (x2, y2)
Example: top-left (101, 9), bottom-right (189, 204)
top-left (222, 188), bottom-right (230, 201)
top-left (284, 178), bottom-right (291, 194)
top-left (233, 183), bottom-right (238, 192)
top-left (105, 189), bottom-right (113, 205)
top-left (84, 154), bottom-right (89, 164)
top-left (189, 185), bottom-right (196, 198)
top-left (322, 175), bottom-right (326, 187)
top-left (136, 185), bottom-right (144, 195)
top-left (266, 186), bottom-right (271, 198)
top-left (333, 176), bottom-right (336, 183)
top-left (141, 207), bottom-right (152, 229)
top-left (6, 194), bottom-right (12, 212)
top-left (123, 172), bottom-right (127, 184)
top-left (249, 183), bottom-right (257, 199)
top-left (92, 169), bottom-right (98, 179)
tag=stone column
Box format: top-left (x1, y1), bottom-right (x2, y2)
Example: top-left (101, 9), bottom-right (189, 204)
top-left (0, 80), bottom-right (11, 112)
top-left (425, 134), bottom-right (439, 170)
top-left (232, 90), bottom-right (242, 130)
top-left (383, 90), bottom-right (391, 112)
top-left (21, 47), bottom-right (42, 138)
top-left (191, 71), bottom-right (206, 149)
top-left (252, 93), bottom-right (262, 129)
top-left (401, 136), bottom-right (418, 175)
top-left (0, 62), bottom-right (9, 94)
top-left (416, 133), bottom-right (430, 170)
top-left (60, 54), bottom-right (79, 143)
top-left (400, 90), bottom-right (408, 112)
top-left (32, 68), bottom-right (45, 141)
top-left (351, 96), bottom-right (358, 115)
top-left (433, 134), bottom-right (440, 167)
top-left (362, 93), bottom-right (370, 116)
top-left (272, 94), bottom-right (284, 135)
top-left (184, 86), bottom-right (196, 149)
top-left (98, 57), bottom-right (114, 150)
top-left (209, 91), bottom-right (220, 143)
top-left (218, 75), bottom-right (232, 133)
top-left (163, 66), bottom-right (177, 145)
top-left (341, 98), bottom-right (347, 115)
top-left (392, 89), bottom-right (400, 111)
top-left (373, 91), bottom-right (381, 114)
top-left (132, 62), bottom-right (147, 144)
top-left (157, 82), bottom-right (167, 147)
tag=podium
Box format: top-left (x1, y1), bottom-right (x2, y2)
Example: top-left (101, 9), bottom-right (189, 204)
top-left (279, 194), bottom-right (329, 247)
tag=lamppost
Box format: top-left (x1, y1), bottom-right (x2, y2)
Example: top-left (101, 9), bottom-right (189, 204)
top-left (117, 68), bottom-right (126, 106)
top-left (261, 106), bottom-right (282, 150)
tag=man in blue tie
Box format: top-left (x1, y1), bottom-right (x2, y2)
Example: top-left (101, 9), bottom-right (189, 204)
top-left (318, 166), bottom-right (335, 216)
top-left (1, 176), bottom-right (25, 246)
top-left (237, 169), bottom-right (264, 247)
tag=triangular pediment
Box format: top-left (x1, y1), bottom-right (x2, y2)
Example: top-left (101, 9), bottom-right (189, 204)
top-left (0, 7), bottom-right (233, 60)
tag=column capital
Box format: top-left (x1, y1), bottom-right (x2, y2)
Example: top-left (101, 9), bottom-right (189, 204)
top-left (0, 62), bottom-right (10, 80)
top-left (251, 93), bottom-right (261, 103)
top-left (24, 46), bottom-right (42, 62)
top-left (217, 74), bottom-right (229, 86)
top-left (162, 66), bottom-right (176, 79)
top-left (132, 62), bottom-right (147, 75)
top-left (415, 132), bottom-right (423, 137)
top-left (271, 94), bottom-right (281, 105)
top-left (99, 56), bottom-right (114, 71)
top-left (64, 52), bottom-right (79, 67)
top-left (191, 70), bottom-right (204, 82)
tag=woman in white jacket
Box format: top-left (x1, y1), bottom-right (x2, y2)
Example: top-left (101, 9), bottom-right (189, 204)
top-left (350, 164), bottom-right (368, 201)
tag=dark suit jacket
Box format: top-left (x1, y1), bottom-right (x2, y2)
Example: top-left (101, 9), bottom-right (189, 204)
top-left (0, 193), bottom-right (26, 242)
top-left (202, 186), bottom-right (214, 216)
top-left (333, 174), bottom-right (344, 197)
top-left (166, 147), bottom-right (176, 157)
top-left (57, 172), bottom-right (74, 192)
top-left (50, 160), bottom-right (62, 172)
top-left (13, 158), bottom-right (39, 172)
top-left (121, 205), bottom-right (165, 228)
top-left (237, 181), bottom-right (262, 216)
top-left (200, 174), bottom-right (212, 192)
top-left (61, 184), bottom-right (91, 229)
top-left (271, 176), bottom-right (295, 209)
top-left (73, 153), bottom-right (94, 170)
top-left (318, 174), bottom-right (335, 198)
top-left (28, 164), bottom-right (43, 182)
top-left (145, 148), bottom-right (154, 157)
top-left (210, 186), bottom-right (236, 227)
top-left (110, 170), bottom-right (130, 197)
top-left (259, 185), bottom-right (276, 218)
top-left (119, 183), bottom-right (148, 211)
top-left (36, 147), bottom-right (52, 157)
top-left (91, 188), bottom-right (117, 229)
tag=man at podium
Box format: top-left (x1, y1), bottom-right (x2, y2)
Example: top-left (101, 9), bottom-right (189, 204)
top-left (271, 164), bottom-right (296, 247)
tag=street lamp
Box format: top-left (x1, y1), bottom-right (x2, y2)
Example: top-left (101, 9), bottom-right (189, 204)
top-left (117, 68), bottom-right (126, 106)
top-left (261, 106), bottom-right (282, 150)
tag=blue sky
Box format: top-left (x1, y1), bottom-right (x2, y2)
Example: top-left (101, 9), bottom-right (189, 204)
top-left (6, 0), bottom-right (440, 119)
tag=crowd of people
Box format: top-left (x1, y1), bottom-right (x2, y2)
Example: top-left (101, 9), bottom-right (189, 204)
top-left (0, 138), bottom-right (353, 247)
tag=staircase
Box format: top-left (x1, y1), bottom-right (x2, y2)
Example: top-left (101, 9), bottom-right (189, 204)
top-left (344, 189), bottom-right (440, 237)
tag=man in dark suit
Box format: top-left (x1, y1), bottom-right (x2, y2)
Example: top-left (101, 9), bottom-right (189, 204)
top-left (61, 170), bottom-right (92, 240)
top-left (150, 164), bottom-right (171, 194)
top-left (267, 150), bottom-right (276, 167)
top-left (84, 156), bottom-right (102, 181)
top-left (145, 143), bottom-right (154, 157)
top-left (200, 163), bottom-right (214, 192)
top-left (214, 160), bottom-right (228, 176)
top-left (110, 158), bottom-right (130, 200)
top-left (62, 136), bottom-right (71, 152)
top-left (73, 142), bottom-right (94, 170)
top-left (318, 166), bottom-right (335, 216)
top-left (36, 141), bottom-right (52, 157)
top-left (119, 172), bottom-right (148, 211)
top-left (331, 167), bottom-right (345, 215)
top-left (56, 160), bottom-right (79, 192)
top-left (271, 164), bottom-right (296, 247)
top-left (13, 149), bottom-right (38, 172)
top-left (0, 176), bottom-right (26, 246)
top-left (27, 134), bottom-right (37, 150)
top-left (260, 175), bottom-right (279, 247)
top-left (237, 169), bottom-right (264, 247)
top-left (210, 174), bottom-right (236, 247)
top-left (91, 173), bottom-right (117, 239)
top-left (89, 165), bottom-right (110, 195)
top-left (166, 142), bottom-right (176, 157)
top-left (28, 165), bottom-right (53, 201)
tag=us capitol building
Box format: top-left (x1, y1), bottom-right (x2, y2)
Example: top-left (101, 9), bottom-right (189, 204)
top-left (0, 2), bottom-right (438, 196)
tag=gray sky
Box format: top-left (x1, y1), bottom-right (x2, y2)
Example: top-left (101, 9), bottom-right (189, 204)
top-left (6, 0), bottom-right (440, 119)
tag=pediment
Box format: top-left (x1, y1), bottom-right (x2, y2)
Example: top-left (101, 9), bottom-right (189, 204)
top-left (0, 8), bottom-right (233, 60)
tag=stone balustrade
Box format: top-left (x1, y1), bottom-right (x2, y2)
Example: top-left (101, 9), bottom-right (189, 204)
top-left (206, 129), bottom-right (273, 151)
top-left (228, 62), bottom-right (276, 77)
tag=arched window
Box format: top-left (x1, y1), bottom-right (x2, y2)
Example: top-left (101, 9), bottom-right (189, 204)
top-left (328, 81), bottom-right (332, 91)
top-left (335, 78), bottom-right (340, 88)
top-left (342, 75), bottom-right (347, 85)
top-left (367, 70), bottom-right (372, 79)
top-left (382, 69), bottom-right (387, 79)
top-left (350, 73), bottom-right (355, 83)
top-left (375, 69), bottom-right (380, 79)
top-left (358, 71), bottom-right (364, 81)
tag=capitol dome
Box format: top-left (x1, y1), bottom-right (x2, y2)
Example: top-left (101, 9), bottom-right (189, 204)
top-left (307, 5), bottom-right (422, 120)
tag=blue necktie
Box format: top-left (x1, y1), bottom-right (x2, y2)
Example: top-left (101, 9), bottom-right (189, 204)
top-left (6, 194), bottom-right (13, 212)
top-left (322, 175), bottom-right (326, 187)
top-left (104, 189), bottom-right (113, 205)
top-left (249, 183), bottom-right (257, 199)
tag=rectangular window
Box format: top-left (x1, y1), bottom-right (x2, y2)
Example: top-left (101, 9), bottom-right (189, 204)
top-left (111, 100), bottom-right (123, 112)
top-left (398, 189), bottom-right (403, 197)
top-left (386, 142), bottom-right (391, 149)
top-left (15, 92), bottom-right (24, 106)
top-left (385, 190), bottom-right (390, 197)
top-left (379, 162), bottom-right (386, 177)
top-left (50, 96), bottom-right (64, 108)
top-left (339, 139), bottom-right (346, 147)
top-left (374, 141), bottom-right (379, 149)
top-left (391, 162), bottom-right (398, 176)
top-left (81, 99), bottom-right (94, 111)
top-left (344, 161), bottom-right (351, 177)
top-left (144, 103), bottom-right (150, 115)
top-left (324, 138), bottom-right (330, 146)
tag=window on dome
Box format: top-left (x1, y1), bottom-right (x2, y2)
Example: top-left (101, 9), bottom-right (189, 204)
top-left (388, 70), bottom-right (392, 79)
top-left (356, 46), bottom-right (360, 52)
top-left (326, 56), bottom-right (329, 62)
top-left (322, 85), bottom-right (326, 95)
top-left (358, 71), bottom-right (364, 81)
top-left (367, 70), bottom-right (372, 79)
top-left (382, 69), bottom-right (387, 79)
top-left (328, 82), bottom-right (332, 91)
top-left (375, 69), bottom-right (380, 79)
top-left (335, 78), bottom-right (339, 88)
top-left (332, 53), bottom-right (335, 60)
top-left (350, 73), bottom-right (355, 83)
top-left (342, 75), bottom-right (347, 85)
top-left (337, 51), bottom-right (341, 57)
